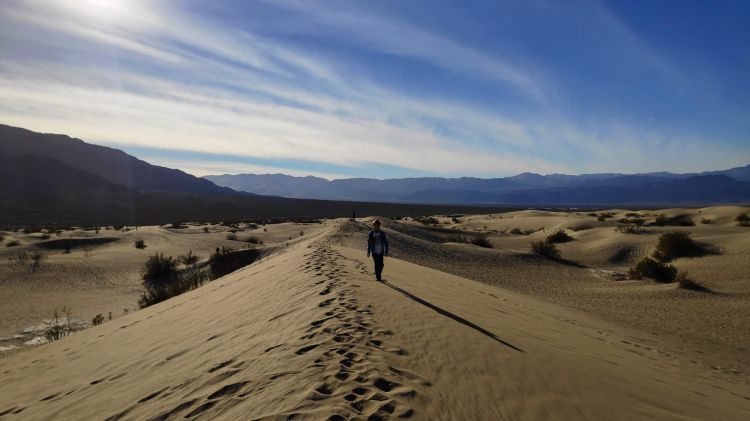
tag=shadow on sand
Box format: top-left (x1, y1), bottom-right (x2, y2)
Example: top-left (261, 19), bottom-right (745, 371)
top-left (380, 280), bottom-right (524, 353)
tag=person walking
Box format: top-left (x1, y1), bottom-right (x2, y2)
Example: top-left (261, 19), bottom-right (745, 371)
top-left (366, 220), bottom-right (389, 281)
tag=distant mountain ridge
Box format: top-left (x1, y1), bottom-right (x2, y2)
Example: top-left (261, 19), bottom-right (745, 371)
top-left (0, 124), bottom-right (508, 224)
top-left (0, 124), bottom-right (237, 196)
top-left (205, 165), bottom-right (750, 205)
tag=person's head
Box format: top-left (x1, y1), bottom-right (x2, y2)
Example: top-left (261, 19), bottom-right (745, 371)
top-left (373, 219), bottom-right (381, 231)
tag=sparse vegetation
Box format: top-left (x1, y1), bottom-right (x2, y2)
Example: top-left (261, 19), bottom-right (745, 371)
top-left (203, 226), bottom-right (210, 233)
top-left (471, 235), bottom-right (493, 248)
top-left (139, 253), bottom-right (208, 308)
top-left (652, 214), bottom-right (694, 227)
top-left (628, 257), bottom-right (677, 283)
top-left (618, 217), bottom-right (645, 226)
top-left (736, 212), bottom-right (750, 227)
top-left (675, 271), bottom-right (711, 292)
top-left (653, 231), bottom-right (707, 262)
top-left (546, 230), bottom-right (573, 244)
top-left (92, 313), bottom-right (105, 326)
top-left (510, 227), bottom-right (537, 235)
top-left (45, 306), bottom-right (74, 341)
top-left (700, 218), bottom-right (713, 225)
top-left (170, 221), bottom-right (187, 229)
top-left (226, 232), bottom-right (238, 241)
top-left (243, 235), bottom-right (263, 245)
top-left (616, 224), bottom-right (645, 234)
top-left (134, 238), bottom-right (146, 249)
top-left (570, 224), bottom-right (593, 232)
top-left (414, 216), bottom-right (440, 226)
top-left (6, 239), bottom-right (20, 247)
top-left (178, 250), bottom-right (199, 266)
top-left (531, 240), bottom-right (560, 260)
top-left (209, 246), bottom-right (261, 278)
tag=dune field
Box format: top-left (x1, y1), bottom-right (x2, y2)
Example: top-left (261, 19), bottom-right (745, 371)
top-left (0, 208), bottom-right (749, 419)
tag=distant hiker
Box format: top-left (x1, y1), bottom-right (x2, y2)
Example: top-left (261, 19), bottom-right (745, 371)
top-left (367, 220), bottom-right (389, 281)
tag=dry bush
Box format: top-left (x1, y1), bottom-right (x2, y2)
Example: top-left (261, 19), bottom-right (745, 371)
top-left (134, 238), bottom-right (146, 249)
top-left (546, 230), bottom-right (573, 244)
top-left (531, 240), bottom-right (560, 259)
top-left (92, 313), bottom-right (105, 326)
top-left (617, 224), bottom-right (645, 234)
top-left (226, 232), bottom-right (239, 241)
top-left (736, 212), bottom-right (750, 227)
top-left (653, 231), bottom-right (707, 262)
top-left (700, 218), bottom-right (713, 225)
top-left (6, 240), bottom-right (20, 247)
top-left (178, 250), bottom-right (199, 266)
top-left (243, 236), bottom-right (263, 245)
top-left (45, 306), bottom-right (74, 342)
top-left (652, 214), bottom-right (694, 226)
top-left (628, 257), bottom-right (677, 283)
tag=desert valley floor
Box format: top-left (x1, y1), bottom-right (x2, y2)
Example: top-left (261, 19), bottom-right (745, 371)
top-left (1, 207), bottom-right (749, 419)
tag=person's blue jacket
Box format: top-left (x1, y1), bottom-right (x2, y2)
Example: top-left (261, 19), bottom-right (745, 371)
top-left (367, 230), bottom-right (389, 255)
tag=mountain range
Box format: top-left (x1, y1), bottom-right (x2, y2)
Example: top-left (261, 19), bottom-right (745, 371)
top-left (0, 124), bottom-right (503, 225)
top-left (205, 166), bottom-right (750, 206)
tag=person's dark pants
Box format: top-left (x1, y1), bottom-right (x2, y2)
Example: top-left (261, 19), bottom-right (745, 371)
top-left (372, 253), bottom-right (384, 280)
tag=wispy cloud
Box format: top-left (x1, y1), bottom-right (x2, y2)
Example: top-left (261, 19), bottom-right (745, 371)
top-left (0, 0), bottom-right (746, 178)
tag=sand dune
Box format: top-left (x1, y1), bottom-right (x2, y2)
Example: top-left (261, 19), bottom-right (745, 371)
top-left (1, 219), bottom-right (749, 419)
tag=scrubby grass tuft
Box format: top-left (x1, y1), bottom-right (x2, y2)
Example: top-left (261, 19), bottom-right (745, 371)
top-left (531, 240), bottom-right (560, 260)
top-left (92, 313), bottom-right (105, 326)
top-left (226, 232), bottom-right (238, 241)
top-left (628, 257), bottom-right (677, 283)
top-left (134, 238), bottom-right (146, 249)
top-left (700, 218), bottom-right (713, 225)
top-left (617, 224), bottom-right (645, 234)
top-left (243, 236), bottom-right (263, 245)
top-left (736, 212), bottom-right (750, 227)
top-left (178, 250), bottom-right (199, 266)
top-left (6, 240), bottom-right (20, 247)
top-left (652, 214), bottom-right (694, 227)
top-left (653, 231), bottom-right (707, 262)
top-left (471, 235), bottom-right (493, 248)
top-left (546, 230), bottom-right (573, 244)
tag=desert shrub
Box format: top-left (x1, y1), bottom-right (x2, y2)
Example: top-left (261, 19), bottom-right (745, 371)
top-left (700, 218), bottom-right (713, 225)
top-left (178, 250), bottom-right (199, 266)
top-left (38, 234), bottom-right (51, 240)
top-left (653, 231), bottom-right (705, 262)
top-left (8, 251), bottom-right (29, 266)
top-left (134, 238), bottom-right (146, 249)
top-left (625, 212), bottom-right (641, 217)
top-left (510, 227), bottom-right (537, 235)
top-left (628, 257), bottom-right (677, 283)
top-left (587, 212), bottom-right (598, 217)
top-left (0, 234), bottom-right (3, 243)
top-left (570, 224), bottom-right (593, 232)
top-left (226, 232), bottom-right (238, 241)
top-left (471, 236), bottom-right (493, 248)
top-left (652, 214), bottom-right (694, 227)
top-left (736, 212), bottom-right (750, 227)
top-left (6, 240), bottom-right (20, 247)
top-left (247, 223), bottom-right (259, 229)
top-left (531, 240), bottom-right (560, 260)
top-left (92, 313), bottom-right (105, 326)
top-left (203, 226), bottom-right (210, 233)
top-left (242, 236), bottom-right (263, 245)
top-left (138, 253), bottom-right (180, 308)
top-left (300, 230), bottom-right (304, 237)
top-left (597, 216), bottom-right (606, 222)
top-left (45, 306), bottom-right (74, 341)
top-left (209, 246), bottom-right (261, 278)
top-left (618, 218), bottom-right (645, 226)
top-left (30, 251), bottom-right (47, 268)
top-left (170, 221), bottom-right (187, 229)
top-left (546, 230), bottom-right (573, 244)
top-left (414, 216), bottom-right (439, 226)
top-left (616, 224), bottom-right (645, 234)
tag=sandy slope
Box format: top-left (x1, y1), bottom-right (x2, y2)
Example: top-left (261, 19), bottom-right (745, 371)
top-left (0, 222), bottom-right (323, 342)
top-left (1, 220), bottom-right (748, 420)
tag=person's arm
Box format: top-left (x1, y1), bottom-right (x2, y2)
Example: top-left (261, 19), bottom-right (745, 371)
top-left (383, 232), bottom-right (389, 256)
top-left (366, 232), bottom-right (372, 257)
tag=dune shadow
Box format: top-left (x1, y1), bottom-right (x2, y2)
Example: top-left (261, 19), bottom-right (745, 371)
top-left (380, 280), bottom-right (524, 353)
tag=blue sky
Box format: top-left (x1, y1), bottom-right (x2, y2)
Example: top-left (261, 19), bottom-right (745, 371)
top-left (0, 0), bottom-right (748, 179)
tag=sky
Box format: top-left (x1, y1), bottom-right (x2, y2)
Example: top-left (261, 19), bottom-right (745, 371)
top-left (0, 0), bottom-right (748, 179)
